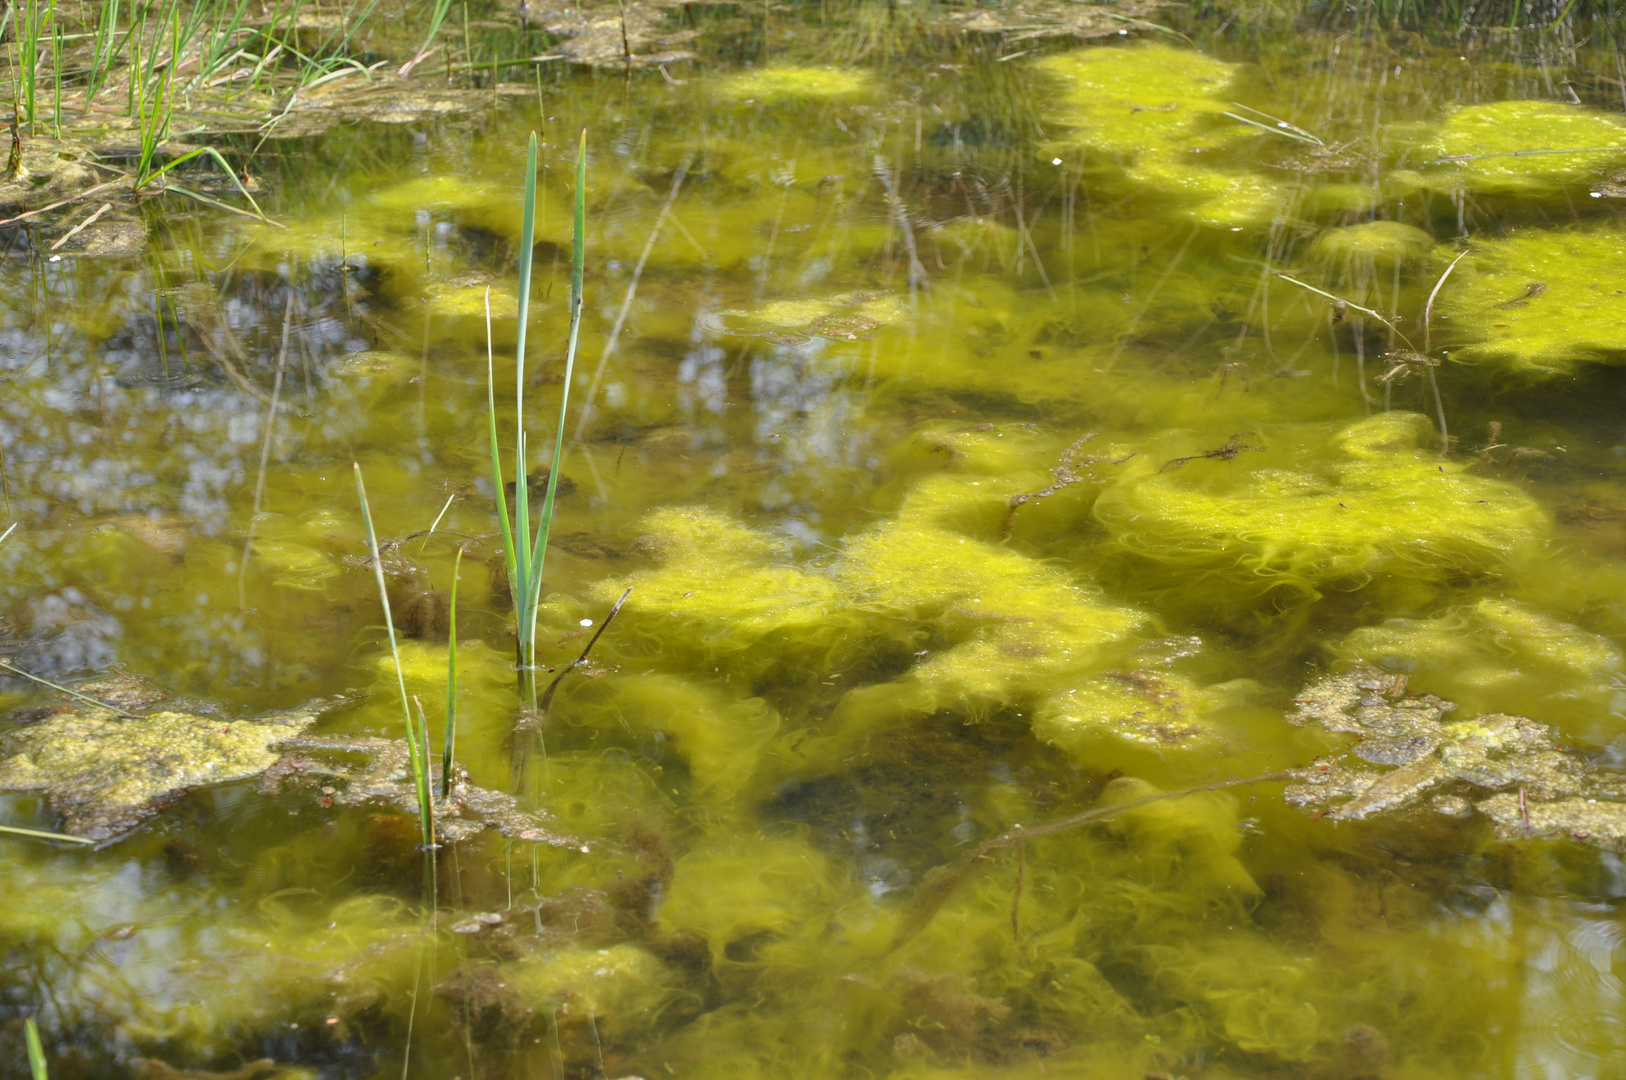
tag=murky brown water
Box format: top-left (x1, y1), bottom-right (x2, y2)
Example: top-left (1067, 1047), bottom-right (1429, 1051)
top-left (5, 6), bottom-right (1626, 1079)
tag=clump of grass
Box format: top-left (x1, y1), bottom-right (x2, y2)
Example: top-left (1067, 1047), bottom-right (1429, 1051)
top-left (487, 128), bottom-right (587, 713)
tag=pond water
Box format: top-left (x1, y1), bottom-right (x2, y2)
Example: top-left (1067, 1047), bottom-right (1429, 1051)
top-left (5, 5), bottom-right (1626, 1079)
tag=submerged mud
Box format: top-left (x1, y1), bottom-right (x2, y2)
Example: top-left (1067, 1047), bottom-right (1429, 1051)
top-left (4, 4), bottom-right (1626, 1079)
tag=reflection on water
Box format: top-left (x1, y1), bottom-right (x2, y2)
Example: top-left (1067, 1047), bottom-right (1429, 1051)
top-left (3, 5), bottom-right (1626, 1078)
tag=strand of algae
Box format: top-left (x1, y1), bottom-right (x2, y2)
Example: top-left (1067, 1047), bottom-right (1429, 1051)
top-left (887, 770), bottom-right (1295, 953)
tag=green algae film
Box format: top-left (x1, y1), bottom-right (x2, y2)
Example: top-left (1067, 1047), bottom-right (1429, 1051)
top-left (5, 10), bottom-right (1626, 1080)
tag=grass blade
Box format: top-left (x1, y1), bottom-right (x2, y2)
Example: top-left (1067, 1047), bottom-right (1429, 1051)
top-left (352, 464), bottom-right (433, 858)
top-left (513, 130), bottom-right (539, 697)
top-left (0, 659), bottom-right (138, 717)
top-left (440, 546), bottom-right (462, 800)
top-left (25, 1018), bottom-right (46, 1080)
top-left (0, 824), bottom-right (92, 845)
top-left (485, 287), bottom-right (519, 608)
top-left (522, 129), bottom-right (587, 649)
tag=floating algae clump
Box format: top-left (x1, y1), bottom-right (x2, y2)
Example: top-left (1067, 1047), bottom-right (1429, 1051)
top-left (1030, 669), bottom-right (1221, 758)
top-left (1036, 45), bottom-right (1288, 226)
top-left (1329, 597), bottom-right (1622, 727)
top-left (832, 479), bottom-right (1150, 704)
top-left (1094, 412), bottom-right (1549, 615)
top-left (714, 66), bottom-right (874, 103)
top-left (1035, 44), bottom-right (1236, 157)
top-left (1401, 100), bottom-right (1626, 197)
top-left (1285, 665), bottom-right (1626, 844)
top-left (0, 694), bottom-right (333, 839)
top-left (1436, 226), bottom-right (1626, 376)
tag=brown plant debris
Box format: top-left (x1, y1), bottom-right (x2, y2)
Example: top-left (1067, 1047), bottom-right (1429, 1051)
top-left (948, 0), bottom-right (1174, 42)
top-left (0, 684), bottom-right (343, 840)
top-left (267, 734), bottom-right (584, 847)
top-left (1156, 433), bottom-right (1263, 473)
top-left (1003, 432), bottom-right (1135, 533)
top-left (1284, 664), bottom-right (1626, 846)
top-left (523, 0), bottom-right (698, 67)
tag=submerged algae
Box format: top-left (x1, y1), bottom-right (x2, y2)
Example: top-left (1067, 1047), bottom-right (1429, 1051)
top-left (1310, 220), bottom-right (1435, 269)
top-left (1094, 412), bottom-right (1549, 614)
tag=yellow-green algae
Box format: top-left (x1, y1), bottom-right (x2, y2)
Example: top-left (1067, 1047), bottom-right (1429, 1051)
top-left (1093, 412), bottom-right (1550, 618)
top-left (1310, 220), bottom-right (1435, 269)
top-left (1400, 100), bottom-right (1626, 197)
top-left (713, 66), bottom-right (875, 104)
top-left (596, 473), bottom-right (1236, 778)
top-left (703, 290), bottom-right (908, 344)
top-left (1329, 596), bottom-right (1622, 730)
top-left (1437, 226), bottom-right (1626, 375)
top-left (1036, 44), bottom-right (1290, 227)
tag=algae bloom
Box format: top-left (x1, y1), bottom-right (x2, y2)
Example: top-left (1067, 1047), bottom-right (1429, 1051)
top-left (1036, 44), bottom-right (1289, 226)
top-left (1402, 99), bottom-right (1626, 197)
top-left (713, 66), bottom-right (874, 103)
top-left (1438, 226), bottom-right (1626, 376)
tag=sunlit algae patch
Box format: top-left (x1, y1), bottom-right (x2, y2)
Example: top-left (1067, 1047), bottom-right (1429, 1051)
top-left (1328, 596), bottom-right (1622, 729)
top-left (1396, 99), bottom-right (1626, 197)
top-left (597, 476), bottom-right (1225, 777)
top-left (1437, 225), bottom-right (1626, 376)
top-left (713, 65), bottom-right (875, 103)
top-left (1035, 44), bottom-right (1287, 227)
top-left (1093, 412), bottom-right (1548, 612)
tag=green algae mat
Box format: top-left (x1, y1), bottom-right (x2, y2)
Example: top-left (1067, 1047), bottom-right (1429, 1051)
top-left (7, 4), bottom-right (1626, 1079)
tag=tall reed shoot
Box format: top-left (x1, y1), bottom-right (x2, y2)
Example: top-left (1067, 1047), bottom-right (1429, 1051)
top-left (487, 129), bottom-right (587, 712)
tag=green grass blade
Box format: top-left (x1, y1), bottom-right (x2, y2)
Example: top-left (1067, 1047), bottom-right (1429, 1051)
top-left (485, 289), bottom-right (519, 603)
top-left (440, 546), bottom-right (461, 800)
top-left (0, 823), bottom-right (92, 845)
top-left (513, 131), bottom-right (539, 656)
top-left (0, 659), bottom-right (137, 717)
top-left (410, 696), bottom-right (435, 850)
top-left (24, 1018), bottom-right (46, 1080)
top-left (352, 463), bottom-right (431, 855)
top-left (523, 129), bottom-right (587, 638)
